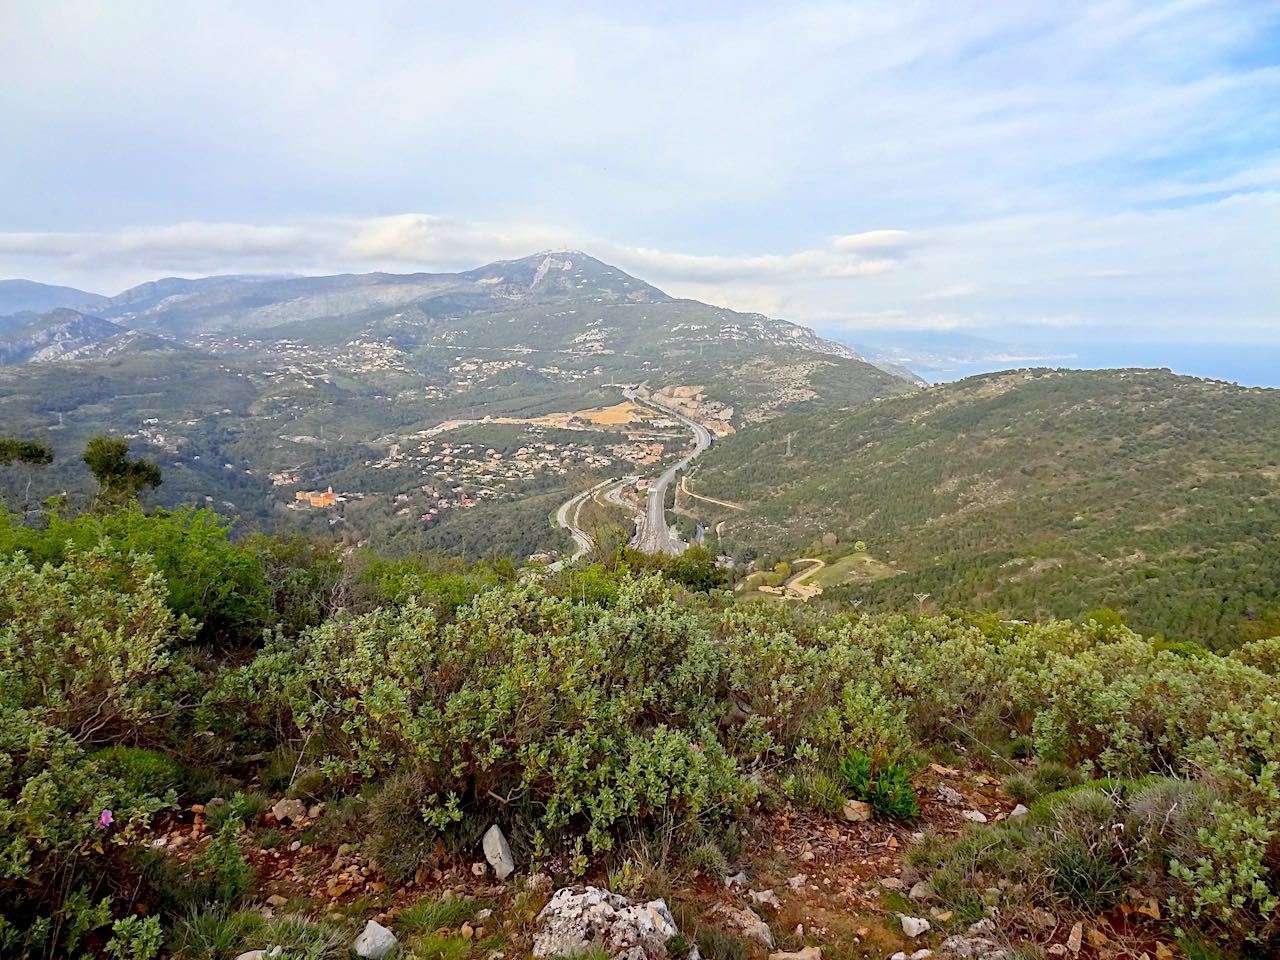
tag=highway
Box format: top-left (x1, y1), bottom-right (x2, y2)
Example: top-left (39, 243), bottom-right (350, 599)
top-left (623, 387), bottom-right (714, 555)
top-left (548, 477), bottom-right (618, 571)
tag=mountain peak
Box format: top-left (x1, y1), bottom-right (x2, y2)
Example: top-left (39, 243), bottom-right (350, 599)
top-left (460, 251), bottom-right (670, 303)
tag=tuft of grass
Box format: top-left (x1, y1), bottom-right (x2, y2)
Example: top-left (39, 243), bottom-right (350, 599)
top-left (168, 906), bottom-right (264, 960)
top-left (92, 745), bottom-right (184, 797)
top-left (396, 896), bottom-right (487, 936)
top-left (364, 771), bottom-right (438, 885)
top-left (260, 744), bottom-right (304, 794)
top-left (694, 925), bottom-right (749, 960)
top-left (261, 915), bottom-right (350, 960)
top-left (207, 790), bottom-right (269, 832)
top-left (1006, 762), bottom-right (1083, 805)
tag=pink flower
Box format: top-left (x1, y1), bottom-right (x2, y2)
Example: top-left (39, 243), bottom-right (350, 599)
top-left (690, 741), bottom-right (702, 753)
top-left (98, 808), bottom-right (114, 828)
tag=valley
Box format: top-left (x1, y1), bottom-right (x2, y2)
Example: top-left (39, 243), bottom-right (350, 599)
top-left (4, 256), bottom-right (1279, 646)
top-left (0, 253), bottom-right (911, 562)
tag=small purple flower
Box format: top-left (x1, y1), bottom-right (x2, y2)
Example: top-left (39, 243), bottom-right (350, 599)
top-left (98, 808), bottom-right (114, 828)
top-left (690, 741), bottom-right (702, 753)
top-left (344, 623), bottom-right (352, 631)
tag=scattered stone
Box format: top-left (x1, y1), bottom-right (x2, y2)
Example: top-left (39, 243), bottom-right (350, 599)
top-left (880, 877), bottom-right (905, 890)
top-left (968, 919), bottom-right (996, 937)
top-left (708, 903), bottom-right (775, 948)
top-left (749, 889), bottom-right (781, 910)
top-left (911, 951), bottom-right (934, 960)
top-left (900, 915), bottom-right (931, 938)
top-left (270, 797), bottom-right (307, 825)
top-left (353, 919), bottom-right (398, 960)
top-left (891, 953), bottom-right (907, 960)
top-left (787, 874), bottom-right (808, 890)
top-left (475, 908), bottom-right (493, 922)
top-left (1028, 908), bottom-right (1056, 931)
top-left (531, 886), bottom-right (692, 960)
top-left (265, 894), bottom-right (288, 909)
top-left (1047, 947), bottom-right (1068, 958)
top-left (940, 936), bottom-right (1006, 960)
top-left (842, 799), bottom-right (872, 822)
top-left (234, 952), bottom-right (264, 960)
top-left (800, 850), bottom-right (815, 862)
top-left (307, 803), bottom-right (323, 819)
top-left (724, 871), bottom-right (748, 888)
top-left (525, 872), bottom-right (554, 896)
top-left (1067, 922), bottom-right (1083, 955)
top-left (936, 785), bottom-right (965, 806)
top-left (482, 824), bottom-right (515, 881)
top-left (908, 881), bottom-right (936, 902)
top-left (471, 862), bottom-right (488, 877)
top-left (461, 923), bottom-right (475, 940)
top-left (769, 949), bottom-right (821, 960)
top-left (1008, 804), bottom-right (1029, 819)
top-left (961, 810), bottom-right (988, 824)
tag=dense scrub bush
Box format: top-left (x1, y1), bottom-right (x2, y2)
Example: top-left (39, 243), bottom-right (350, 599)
top-left (0, 710), bottom-right (174, 956)
top-left (0, 544), bottom-right (198, 742)
top-left (0, 505), bottom-right (269, 646)
top-left (0, 546), bottom-right (195, 957)
top-left (7, 497), bottom-right (1280, 952)
top-left (92, 746), bottom-right (184, 798)
top-left (229, 576), bottom-right (747, 865)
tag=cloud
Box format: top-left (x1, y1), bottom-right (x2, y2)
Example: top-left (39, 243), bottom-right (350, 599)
top-left (0, 2), bottom-right (1275, 341)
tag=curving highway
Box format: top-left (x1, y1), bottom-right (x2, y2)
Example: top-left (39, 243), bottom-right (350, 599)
top-left (622, 387), bottom-right (714, 554)
top-left (548, 477), bottom-right (619, 571)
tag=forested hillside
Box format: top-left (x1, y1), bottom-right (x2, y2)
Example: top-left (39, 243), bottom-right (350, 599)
top-left (695, 368), bottom-right (1280, 646)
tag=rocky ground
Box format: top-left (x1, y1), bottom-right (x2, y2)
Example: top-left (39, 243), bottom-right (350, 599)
top-left (146, 763), bottom-right (1183, 960)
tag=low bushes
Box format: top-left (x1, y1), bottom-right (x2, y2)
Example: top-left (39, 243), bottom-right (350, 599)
top-left (226, 577), bottom-right (747, 865)
top-left (911, 777), bottom-right (1280, 950)
top-left (839, 749), bottom-right (920, 822)
top-left (6, 499), bottom-right (1280, 954)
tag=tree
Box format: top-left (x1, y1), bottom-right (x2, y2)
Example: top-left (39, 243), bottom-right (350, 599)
top-left (83, 435), bottom-right (161, 505)
top-left (0, 438), bottom-right (54, 521)
top-left (0, 438), bottom-right (53, 466)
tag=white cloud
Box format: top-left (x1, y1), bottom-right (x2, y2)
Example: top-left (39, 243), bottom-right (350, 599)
top-left (0, 2), bottom-right (1275, 343)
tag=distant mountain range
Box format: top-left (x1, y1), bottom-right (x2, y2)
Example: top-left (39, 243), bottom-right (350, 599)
top-left (1, 253), bottom-right (915, 425)
top-left (0, 279), bottom-right (106, 316)
top-left (0, 252), bottom-right (916, 555)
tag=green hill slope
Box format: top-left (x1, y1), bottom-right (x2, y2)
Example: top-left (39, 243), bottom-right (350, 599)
top-left (694, 368), bottom-right (1280, 646)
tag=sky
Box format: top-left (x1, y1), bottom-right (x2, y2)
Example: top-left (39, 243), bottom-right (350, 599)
top-left (1, 0), bottom-right (1278, 358)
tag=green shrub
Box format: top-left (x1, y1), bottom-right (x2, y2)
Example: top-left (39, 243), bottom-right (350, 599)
top-left (1, 505), bottom-right (269, 646)
top-left (0, 544), bottom-right (197, 742)
top-left (190, 817), bottom-right (255, 907)
top-left (207, 791), bottom-right (268, 833)
top-left (915, 775), bottom-right (1280, 949)
top-left (839, 749), bottom-right (920, 822)
top-left (0, 708), bottom-right (174, 957)
top-left (231, 576), bottom-right (747, 865)
top-left (106, 915), bottom-right (165, 960)
top-left (94, 745), bottom-right (184, 797)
